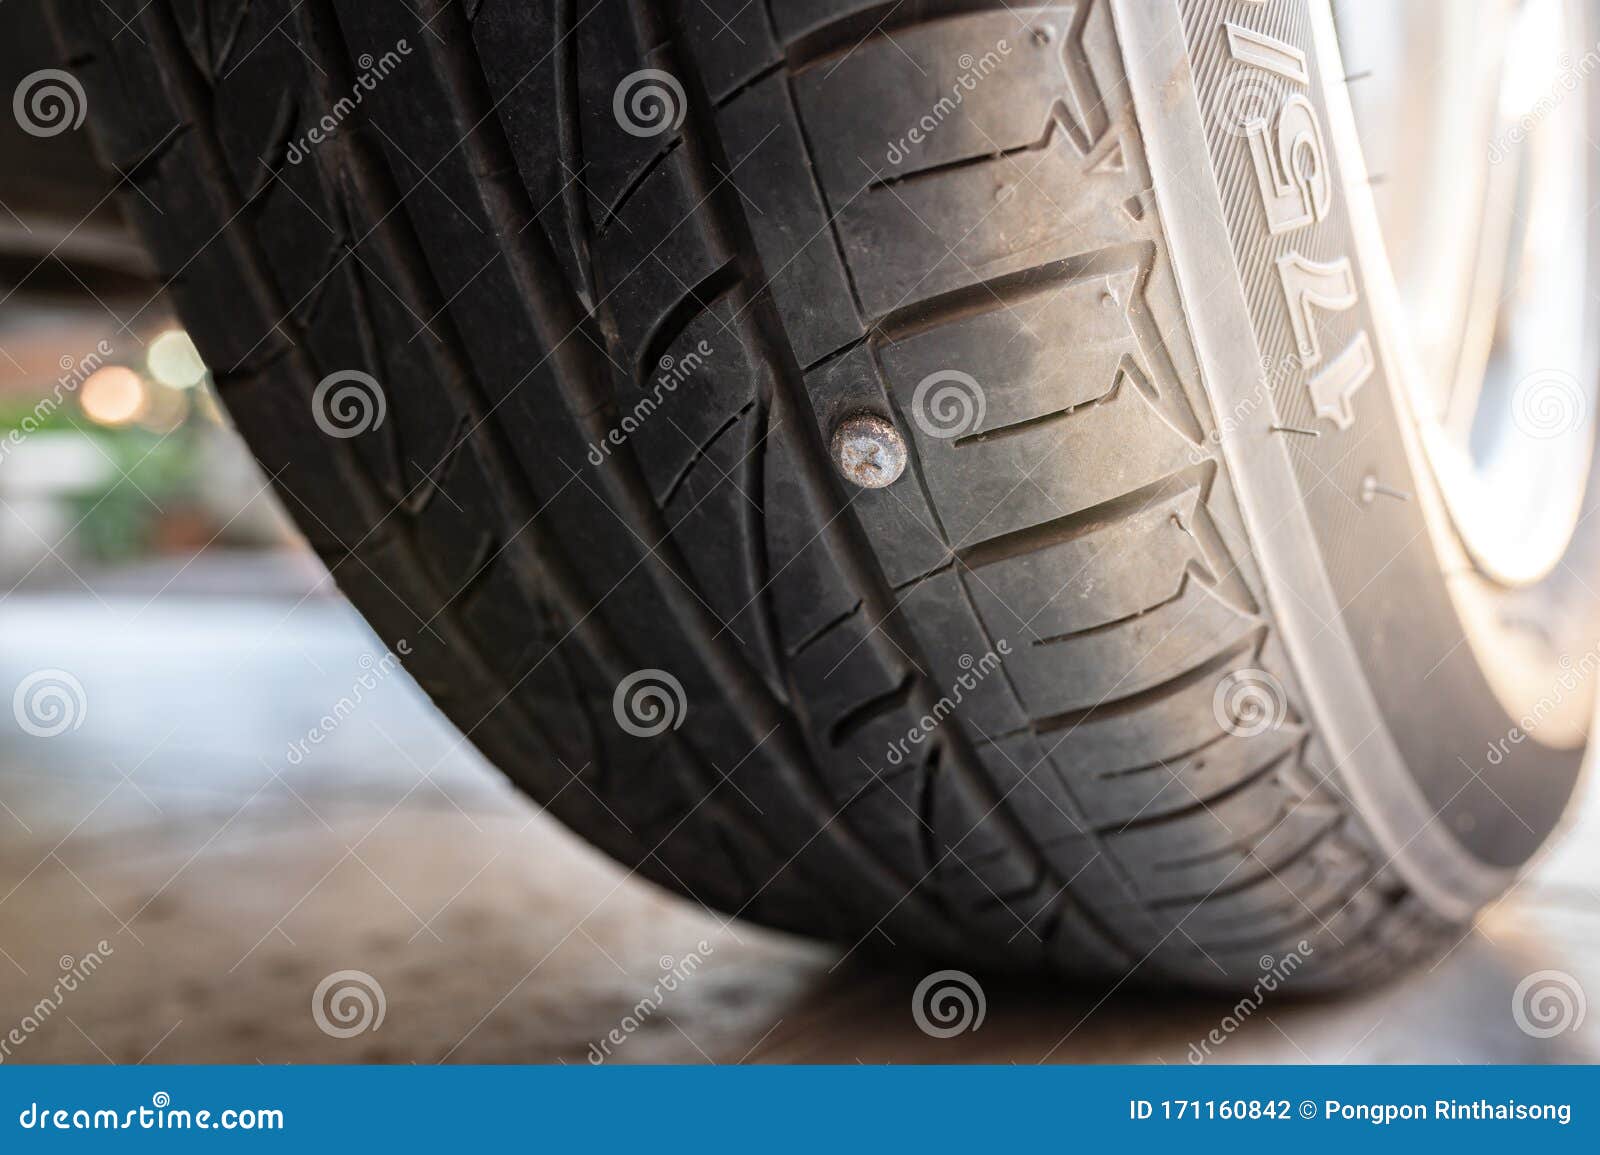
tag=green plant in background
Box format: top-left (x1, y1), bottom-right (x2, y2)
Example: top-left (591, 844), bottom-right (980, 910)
top-left (68, 421), bottom-right (204, 563)
top-left (0, 387), bottom-right (206, 566)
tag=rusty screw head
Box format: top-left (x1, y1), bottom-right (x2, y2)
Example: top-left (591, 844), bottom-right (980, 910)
top-left (830, 413), bottom-right (907, 489)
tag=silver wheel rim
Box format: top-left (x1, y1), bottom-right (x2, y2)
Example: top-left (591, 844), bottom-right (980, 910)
top-left (1337, 0), bottom-right (1598, 585)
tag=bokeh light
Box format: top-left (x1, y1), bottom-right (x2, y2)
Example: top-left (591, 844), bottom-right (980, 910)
top-left (146, 329), bottom-right (208, 390)
top-left (79, 365), bottom-right (148, 426)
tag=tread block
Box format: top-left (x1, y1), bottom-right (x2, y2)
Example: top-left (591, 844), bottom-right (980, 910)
top-left (719, 73), bottom-right (863, 367)
top-left (791, 5), bottom-right (1083, 200)
top-left (1112, 782), bottom-right (1343, 902)
top-left (763, 415), bottom-right (866, 651)
top-left (929, 768), bottom-right (1038, 898)
top-left (788, 603), bottom-right (906, 749)
top-left (972, 731), bottom-right (1091, 845)
top-left (684, 0), bottom-right (781, 101)
top-left (1039, 640), bottom-right (1263, 777)
top-left (881, 265), bottom-right (1138, 433)
top-left (570, 0), bottom-right (666, 220)
top-left (883, 370), bottom-right (1195, 547)
top-left (785, 0), bottom-right (1133, 320)
top-left (961, 478), bottom-right (1209, 641)
top-left (170, 0), bottom-right (254, 80)
top-left (973, 733), bottom-right (1158, 947)
top-left (785, 619), bottom-right (943, 883)
top-left (595, 150), bottom-right (732, 378)
top-left (895, 570), bottom-right (1030, 734)
top-left (1083, 726), bottom-right (1303, 829)
top-left (1002, 578), bottom-right (1258, 717)
top-left (829, 129), bottom-right (1142, 318)
top-left (301, 235), bottom-right (456, 496)
top-left (470, 1), bottom-right (595, 301)
top-left (1156, 835), bottom-right (1367, 940)
top-left (204, 9), bottom-right (305, 192)
top-left (214, 376), bottom-right (369, 548)
top-left (622, 296), bottom-right (762, 502)
top-left (662, 406), bottom-right (774, 673)
top-left (409, 457), bottom-right (504, 586)
top-left (768, 0), bottom-right (893, 43)
top-left (818, 771), bottom-right (932, 881)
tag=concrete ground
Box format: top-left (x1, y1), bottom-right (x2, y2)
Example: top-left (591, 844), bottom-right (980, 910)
top-left (1, 551), bottom-right (1597, 1064)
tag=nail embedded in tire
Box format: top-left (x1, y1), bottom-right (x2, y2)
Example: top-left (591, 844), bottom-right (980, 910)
top-left (831, 413), bottom-right (907, 489)
top-left (1361, 474), bottom-right (1411, 504)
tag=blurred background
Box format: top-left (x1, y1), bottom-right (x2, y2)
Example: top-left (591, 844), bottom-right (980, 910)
top-left (2, 2), bottom-right (1599, 1065)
